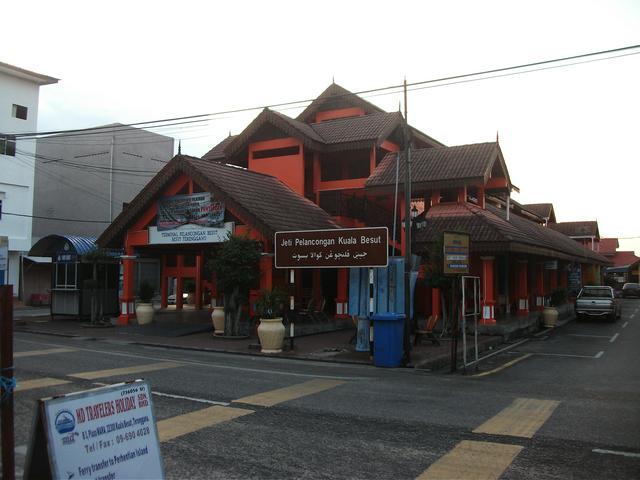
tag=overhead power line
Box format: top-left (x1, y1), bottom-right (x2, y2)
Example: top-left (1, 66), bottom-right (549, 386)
top-left (5, 43), bottom-right (640, 140)
top-left (2, 211), bottom-right (111, 224)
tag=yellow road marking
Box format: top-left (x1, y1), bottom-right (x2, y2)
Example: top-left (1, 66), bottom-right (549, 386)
top-left (14, 347), bottom-right (76, 358)
top-left (234, 378), bottom-right (345, 407)
top-left (70, 361), bottom-right (181, 380)
top-left (16, 378), bottom-right (71, 391)
top-left (473, 397), bottom-right (560, 438)
top-left (157, 405), bottom-right (254, 442)
top-left (416, 440), bottom-right (523, 480)
top-left (473, 354), bottom-right (532, 377)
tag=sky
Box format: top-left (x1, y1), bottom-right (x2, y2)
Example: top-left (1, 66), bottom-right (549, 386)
top-left (3, 0), bottom-right (640, 254)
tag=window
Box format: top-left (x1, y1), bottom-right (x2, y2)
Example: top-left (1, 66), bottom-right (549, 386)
top-left (54, 263), bottom-right (78, 289)
top-left (12, 104), bottom-right (28, 120)
top-left (0, 136), bottom-right (16, 157)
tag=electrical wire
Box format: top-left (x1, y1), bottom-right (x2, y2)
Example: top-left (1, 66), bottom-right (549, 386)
top-left (5, 43), bottom-right (639, 140)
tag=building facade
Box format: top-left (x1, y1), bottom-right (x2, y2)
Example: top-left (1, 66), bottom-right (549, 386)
top-left (0, 61), bottom-right (57, 291)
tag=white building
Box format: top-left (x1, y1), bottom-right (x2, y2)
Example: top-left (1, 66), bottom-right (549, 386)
top-left (0, 61), bottom-right (58, 293)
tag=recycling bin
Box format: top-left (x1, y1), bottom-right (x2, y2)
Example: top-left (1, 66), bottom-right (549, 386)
top-left (372, 313), bottom-right (405, 367)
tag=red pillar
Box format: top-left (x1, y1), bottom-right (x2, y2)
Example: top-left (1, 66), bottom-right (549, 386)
top-left (534, 262), bottom-right (544, 311)
top-left (176, 255), bottom-right (184, 310)
top-left (313, 269), bottom-right (322, 303)
top-left (432, 287), bottom-right (441, 318)
top-left (195, 251), bottom-right (203, 310)
top-left (259, 256), bottom-right (273, 291)
top-left (160, 254), bottom-right (168, 309)
top-left (118, 245), bottom-right (136, 325)
top-left (481, 256), bottom-right (496, 324)
top-left (457, 186), bottom-right (467, 203)
top-left (431, 190), bottom-right (440, 207)
top-left (336, 268), bottom-right (348, 318)
top-left (517, 259), bottom-right (529, 315)
top-left (559, 262), bottom-right (568, 289)
top-left (477, 186), bottom-right (486, 209)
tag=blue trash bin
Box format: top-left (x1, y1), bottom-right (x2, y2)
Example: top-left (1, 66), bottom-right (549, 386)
top-left (372, 313), bottom-right (405, 367)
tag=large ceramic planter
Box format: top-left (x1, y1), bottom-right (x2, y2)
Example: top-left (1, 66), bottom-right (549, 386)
top-left (211, 306), bottom-right (225, 336)
top-left (257, 317), bottom-right (285, 353)
top-left (136, 303), bottom-right (154, 325)
top-left (542, 306), bottom-right (558, 328)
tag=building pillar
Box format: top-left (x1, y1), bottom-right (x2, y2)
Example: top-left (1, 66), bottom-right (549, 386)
top-left (432, 287), bottom-right (441, 318)
top-left (259, 256), bottom-right (273, 291)
top-left (550, 262), bottom-right (558, 291)
top-left (118, 245), bottom-right (136, 325)
top-left (176, 254), bottom-right (184, 310)
top-left (457, 186), bottom-right (467, 203)
top-left (195, 251), bottom-right (203, 310)
top-left (477, 186), bottom-right (486, 209)
top-left (336, 268), bottom-right (348, 318)
top-left (313, 269), bottom-right (322, 303)
top-left (431, 190), bottom-right (440, 207)
top-left (559, 262), bottom-right (568, 289)
top-left (534, 262), bottom-right (544, 310)
top-left (517, 259), bottom-right (529, 315)
top-left (160, 254), bottom-right (168, 309)
top-left (481, 256), bottom-right (496, 324)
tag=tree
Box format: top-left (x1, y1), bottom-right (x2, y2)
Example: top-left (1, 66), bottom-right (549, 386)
top-left (208, 235), bottom-right (261, 336)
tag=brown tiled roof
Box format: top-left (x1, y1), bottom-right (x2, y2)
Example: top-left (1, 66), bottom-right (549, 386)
top-left (599, 238), bottom-right (619, 254)
top-left (366, 142), bottom-right (510, 191)
top-left (609, 251), bottom-right (640, 267)
top-left (296, 83), bottom-right (385, 123)
top-left (202, 135), bottom-right (236, 161)
top-left (413, 202), bottom-right (609, 265)
top-left (549, 221), bottom-right (599, 238)
top-left (97, 155), bottom-right (339, 248)
top-left (522, 203), bottom-right (556, 223)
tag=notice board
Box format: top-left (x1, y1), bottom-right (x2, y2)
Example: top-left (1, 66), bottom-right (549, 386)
top-left (24, 380), bottom-right (164, 480)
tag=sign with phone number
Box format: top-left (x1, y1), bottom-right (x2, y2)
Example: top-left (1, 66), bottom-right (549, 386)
top-left (40, 381), bottom-right (164, 479)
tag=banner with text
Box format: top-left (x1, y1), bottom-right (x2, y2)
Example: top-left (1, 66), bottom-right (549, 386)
top-left (275, 227), bottom-right (388, 268)
top-left (149, 222), bottom-right (233, 245)
top-left (157, 192), bottom-right (224, 231)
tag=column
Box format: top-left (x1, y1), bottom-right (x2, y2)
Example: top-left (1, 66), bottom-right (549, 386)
top-left (313, 269), bottom-right (322, 303)
top-left (457, 186), bottom-right (467, 203)
top-left (559, 262), bottom-right (568, 289)
top-left (336, 268), bottom-right (348, 319)
top-left (176, 255), bottom-right (184, 310)
top-left (431, 190), bottom-right (440, 207)
top-left (195, 251), bottom-right (203, 310)
top-left (431, 287), bottom-right (441, 318)
top-left (517, 259), bottom-right (529, 315)
top-left (118, 245), bottom-right (136, 325)
top-left (259, 256), bottom-right (273, 291)
top-left (534, 262), bottom-right (544, 310)
top-left (481, 256), bottom-right (496, 324)
top-left (160, 254), bottom-right (168, 309)
top-left (477, 186), bottom-right (486, 209)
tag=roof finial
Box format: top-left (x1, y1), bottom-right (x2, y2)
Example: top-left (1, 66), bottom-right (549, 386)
top-left (178, 140), bottom-right (182, 155)
top-left (496, 131), bottom-right (499, 144)
top-left (332, 75), bottom-right (335, 84)
top-left (228, 130), bottom-right (232, 138)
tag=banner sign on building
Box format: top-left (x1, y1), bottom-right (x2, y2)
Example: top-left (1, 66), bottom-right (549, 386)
top-left (443, 231), bottom-right (470, 275)
top-left (157, 192), bottom-right (224, 231)
top-left (25, 380), bottom-right (164, 480)
top-left (275, 227), bottom-right (388, 268)
top-left (0, 245), bottom-right (7, 271)
top-left (149, 222), bottom-right (233, 245)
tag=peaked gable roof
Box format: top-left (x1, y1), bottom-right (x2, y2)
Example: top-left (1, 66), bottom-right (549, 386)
top-left (366, 142), bottom-right (511, 191)
top-left (549, 221), bottom-right (600, 239)
top-left (296, 83), bottom-right (385, 123)
top-left (522, 203), bottom-right (556, 223)
top-left (97, 155), bottom-right (339, 248)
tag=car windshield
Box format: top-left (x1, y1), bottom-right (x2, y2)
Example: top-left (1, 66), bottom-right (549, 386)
top-left (581, 288), bottom-right (612, 298)
top-left (623, 283), bottom-right (640, 290)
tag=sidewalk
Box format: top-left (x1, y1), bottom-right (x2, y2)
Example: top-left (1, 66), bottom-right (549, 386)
top-left (13, 305), bottom-right (571, 370)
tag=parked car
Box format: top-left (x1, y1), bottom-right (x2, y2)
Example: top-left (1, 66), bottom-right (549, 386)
top-left (621, 282), bottom-right (640, 298)
top-left (575, 286), bottom-right (620, 322)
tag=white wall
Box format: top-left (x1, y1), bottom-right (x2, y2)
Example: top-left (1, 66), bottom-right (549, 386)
top-left (0, 72), bottom-right (42, 292)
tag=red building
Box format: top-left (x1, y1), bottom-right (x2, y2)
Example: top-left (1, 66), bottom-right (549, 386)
top-left (98, 84), bottom-right (609, 325)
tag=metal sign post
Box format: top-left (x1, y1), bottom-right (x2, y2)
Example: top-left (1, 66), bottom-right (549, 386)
top-left (461, 276), bottom-right (481, 372)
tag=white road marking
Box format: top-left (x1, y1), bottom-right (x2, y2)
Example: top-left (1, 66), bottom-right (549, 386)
top-left (515, 352), bottom-right (603, 359)
top-left (595, 351), bottom-right (605, 358)
top-left (593, 448), bottom-right (640, 458)
top-left (622, 321), bottom-right (628, 328)
top-left (567, 334), bottom-right (611, 338)
top-left (609, 333), bottom-right (619, 343)
top-left (17, 337), bottom-right (363, 381)
top-left (92, 382), bottom-right (230, 406)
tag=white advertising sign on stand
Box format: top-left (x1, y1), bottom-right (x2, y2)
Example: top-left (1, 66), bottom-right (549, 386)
top-left (25, 380), bottom-right (164, 480)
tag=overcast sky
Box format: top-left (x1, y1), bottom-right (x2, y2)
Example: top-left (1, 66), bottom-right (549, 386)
top-left (4, 0), bottom-right (639, 254)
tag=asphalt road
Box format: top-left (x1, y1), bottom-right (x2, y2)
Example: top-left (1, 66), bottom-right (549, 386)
top-left (4, 299), bottom-right (639, 479)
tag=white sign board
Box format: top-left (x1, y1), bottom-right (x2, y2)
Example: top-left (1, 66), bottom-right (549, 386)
top-left (0, 245), bottom-right (7, 270)
top-left (148, 222), bottom-right (233, 245)
top-left (36, 381), bottom-right (164, 479)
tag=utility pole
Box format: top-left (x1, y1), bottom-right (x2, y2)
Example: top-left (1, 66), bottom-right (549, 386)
top-left (402, 78), bottom-right (412, 365)
top-left (1, 285), bottom-right (15, 480)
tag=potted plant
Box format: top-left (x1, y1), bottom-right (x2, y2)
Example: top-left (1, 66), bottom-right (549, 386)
top-left (136, 281), bottom-right (155, 325)
top-left (543, 288), bottom-right (567, 328)
top-left (211, 303), bottom-right (225, 336)
top-left (255, 288), bottom-right (287, 353)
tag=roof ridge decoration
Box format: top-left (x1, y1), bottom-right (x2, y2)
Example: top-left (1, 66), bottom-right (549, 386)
top-left (296, 83), bottom-right (385, 123)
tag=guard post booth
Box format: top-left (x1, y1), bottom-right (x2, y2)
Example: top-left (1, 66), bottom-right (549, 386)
top-left (28, 235), bottom-right (120, 319)
top-left (96, 154), bottom-right (340, 325)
